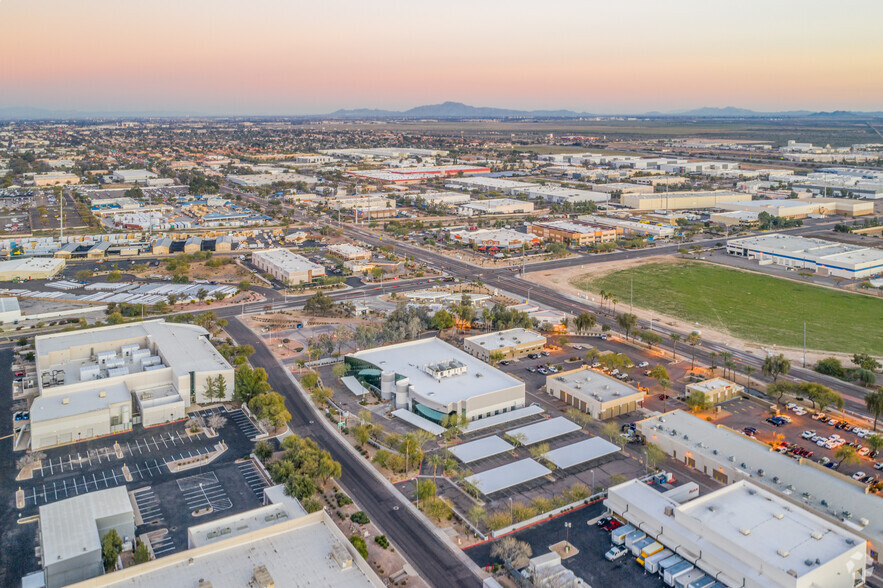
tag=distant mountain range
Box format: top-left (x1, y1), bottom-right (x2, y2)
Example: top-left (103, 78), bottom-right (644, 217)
top-left (0, 101), bottom-right (880, 120)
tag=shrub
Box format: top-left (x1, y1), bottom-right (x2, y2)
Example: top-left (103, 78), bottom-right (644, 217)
top-left (484, 510), bottom-right (513, 531)
top-left (374, 535), bottom-right (390, 549)
top-left (302, 498), bottom-right (323, 513)
top-left (349, 535), bottom-right (368, 559)
top-left (335, 492), bottom-right (353, 507)
top-left (350, 511), bottom-right (370, 525)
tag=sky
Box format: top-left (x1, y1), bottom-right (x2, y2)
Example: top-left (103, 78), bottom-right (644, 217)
top-left (0, 0), bottom-right (881, 115)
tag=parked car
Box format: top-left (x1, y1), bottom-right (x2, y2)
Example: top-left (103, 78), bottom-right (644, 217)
top-left (801, 430), bottom-right (815, 439)
top-left (853, 472), bottom-right (867, 481)
top-left (638, 361), bottom-right (649, 368)
top-left (643, 370), bottom-right (652, 376)
top-left (540, 351), bottom-right (550, 357)
top-left (602, 519), bottom-right (623, 531)
top-left (596, 517), bottom-right (613, 527)
top-left (14, 370), bottom-right (25, 377)
top-left (605, 545), bottom-right (629, 561)
top-left (859, 448), bottom-right (871, 457)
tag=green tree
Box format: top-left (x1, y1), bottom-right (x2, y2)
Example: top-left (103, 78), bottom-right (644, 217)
top-left (856, 369), bottom-right (877, 387)
top-left (331, 363), bottom-right (347, 378)
top-left (107, 270), bottom-right (122, 283)
top-left (574, 312), bottom-right (596, 334)
top-left (835, 445), bottom-right (860, 468)
top-left (416, 479), bottom-right (437, 501)
top-left (106, 312), bottom-right (124, 325)
top-left (766, 381), bottom-right (796, 405)
top-left (865, 434), bottom-right (883, 456)
top-left (488, 350), bottom-right (506, 366)
top-left (853, 353), bottom-right (881, 372)
top-left (349, 535), bottom-right (368, 559)
top-left (639, 330), bottom-right (662, 349)
top-left (814, 357), bottom-right (845, 378)
top-left (248, 392), bottom-right (291, 429)
top-left (763, 354), bottom-right (791, 383)
top-left (75, 269), bottom-right (94, 281)
top-left (101, 529), bottom-right (123, 571)
top-left (301, 371), bottom-right (319, 389)
top-left (234, 365), bottom-right (271, 403)
top-left (686, 390), bottom-right (711, 412)
top-left (645, 444), bottom-right (667, 469)
top-left (430, 309), bottom-right (455, 331)
top-left (865, 389), bottom-right (883, 431)
top-left (133, 540), bottom-right (150, 564)
top-left (238, 279), bottom-right (251, 292)
top-left (616, 312), bottom-right (638, 340)
top-left (254, 440), bottom-right (273, 462)
top-left (601, 421), bottom-right (619, 442)
top-left (204, 374), bottom-right (228, 402)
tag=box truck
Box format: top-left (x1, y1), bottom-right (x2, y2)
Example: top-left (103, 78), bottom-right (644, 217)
top-left (636, 541), bottom-right (664, 565)
top-left (630, 537), bottom-right (654, 557)
top-left (643, 548), bottom-right (674, 573)
top-left (664, 561), bottom-right (695, 586)
top-left (623, 530), bottom-right (646, 551)
top-left (611, 524), bottom-right (635, 545)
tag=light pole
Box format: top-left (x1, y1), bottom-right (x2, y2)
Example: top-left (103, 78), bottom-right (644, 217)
top-left (590, 469), bottom-right (595, 493)
top-left (564, 521), bottom-right (572, 544)
top-left (509, 497), bottom-right (513, 522)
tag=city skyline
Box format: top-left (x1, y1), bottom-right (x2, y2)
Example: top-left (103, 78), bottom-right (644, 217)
top-left (1, 0), bottom-right (881, 116)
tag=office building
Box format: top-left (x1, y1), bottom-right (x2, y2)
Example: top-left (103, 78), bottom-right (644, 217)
top-left (457, 198), bottom-right (534, 216)
top-left (529, 220), bottom-right (617, 246)
top-left (33, 171), bottom-right (80, 186)
top-left (463, 328), bottom-right (546, 362)
top-left (683, 377), bottom-right (744, 404)
top-left (67, 510), bottom-right (384, 588)
top-left (39, 487), bottom-right (136, 588)
top-left (637, 410), bottom-right (883, 549)
top-left (0, 257), bottom-right (65, 280)
top-left (345, 338), bottom-right (525, 423)
top-left (717, 198), bottom-right (873, 218)
top-left (622, 191), bottom-right (745, 211)
top-left (605, 479), bottom-right (867, 588)
top-left (448, 227), bottom-right (542, 250)
top-left (111, 170), bottom-right (157, 184)
top-left (252, 248), bottom-right (325, 284)
top-left (545, 366), bottom-right (644, 420)
top-left (726, 234), bottom-right (883, 279)
top-left (29, 320), bottom-right (233, 449)
top-left (521, 185), bottom-right (609, 204)
top-left (328, 243), bottom-right (372, 261)
top-left (578, 214), bottom-right (676, 238)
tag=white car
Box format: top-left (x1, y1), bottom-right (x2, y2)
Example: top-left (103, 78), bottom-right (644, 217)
top-left (816, 437), bottom-right (829, 446)
top-left (853, 472), bottom-right (867, 481)
top-left (786, 403), bottom-right (797, 410)
top-left (573, 345), bottom-right (583, 350)
top-left (793, 408), bottom-right (807, 416)
top-left (605, 545), bottom-right (629, 561)
top-left (610, 369), bottom-right (620, 376)
top-left (830, 434), bottom-right (841, 440)
top-left (859, 447), bottom-right (871, 457)
top-left (812, 413), bottom-right (826, 420)
top-left (811, 435), bottom-right (822, 442)
top-left (638, 361), bottom-right (649, 368)
top-left (801, 430), bottom-right (815, 439)
top-left (874, 462), bottom-right (883, 470)
top-left (778, 415), bottom-right (792, 423)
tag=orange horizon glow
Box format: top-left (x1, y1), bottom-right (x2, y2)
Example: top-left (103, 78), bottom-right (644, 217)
top-left (0, 0), bottom-right (881, 115)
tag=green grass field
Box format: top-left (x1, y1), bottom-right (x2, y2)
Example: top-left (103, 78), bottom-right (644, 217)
top-left (572, 261), bottom-right (883, 355)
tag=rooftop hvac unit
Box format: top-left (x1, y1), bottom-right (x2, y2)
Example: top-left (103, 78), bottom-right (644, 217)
top-left (777, 548), bottom-right (790, 558)
top-left (810, 531), bottom-right (823, 540)
top-left (739, 528), bottom-right (750, 536)
top-left (773, 512), bottom-right (784, 520)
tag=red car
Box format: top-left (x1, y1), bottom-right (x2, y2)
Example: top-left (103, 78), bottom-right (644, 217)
top-left (14, 370), bottom-right (25, 377)
top-left (602, 519), bottom-right (623, 531)
top-left (658, 394), bottom-right (670, 401)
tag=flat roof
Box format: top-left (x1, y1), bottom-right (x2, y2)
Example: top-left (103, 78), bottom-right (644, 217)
top-left (188, 503), bottom-right (294, 548)
top-left (31, 380), bottom-right (131, 422)
top-left (450, 436), bottom-right (515, 463)
top-left (75, 512), bottom-right (383, 588)
top-left (252, 248), bottom-right (324, 273)
top-left (349, 338), bottom-right (523, 407)
top-left (549, 367), bottom-right (645, 403)
top-left (0, 257), bottom-right (65, 272)
top-left (543, 437), bottom-right (620, 469)
top-left (506, 416), bottom-right (582, 445)
top-left (464, 405), bottom-right (544, 433)
top-left (466, 458), bottom-right (552, 495)
top-left (465, 328), bottom-right (545, 351)
top-left (638, 410), bottom-right (883, 546)
top-left (0, 296), bottom-right (20, 314)
top-left (686, 377), bottom-right (744, 394)
top-left (728, 234), bottom-right (883, 269)
top-left (40, 487), bottom-right (133, 564)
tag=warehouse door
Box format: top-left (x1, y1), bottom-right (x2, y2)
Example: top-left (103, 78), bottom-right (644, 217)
top-left (713, 470), bottom-right (728, 484)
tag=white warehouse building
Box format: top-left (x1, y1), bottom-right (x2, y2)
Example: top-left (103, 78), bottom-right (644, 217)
top-left (345, 338), bottom-right (525, 423)
top-left (727, 234), bottom-right (883, 279)
top-left (252, 248), bottom-right (326, 284)
top-left (605, 479), bottom-right (868, 588)
top-left (28, 320), bottom-right (233, 449)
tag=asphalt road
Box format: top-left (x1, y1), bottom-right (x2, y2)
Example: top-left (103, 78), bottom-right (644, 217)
top-left (223, 317), bottom-right (481, 588)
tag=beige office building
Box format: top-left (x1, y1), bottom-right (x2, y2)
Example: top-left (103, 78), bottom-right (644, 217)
top-left (545, 366), bottom-right (644, 420)
top-left (252, 248), bottom-right (325, 284)
top-left (683, 377), bottom-right (744, 404)
top-left (463, 328), bottom-right (546, 362)
top-left (622, 191), bottom-right (745, 210)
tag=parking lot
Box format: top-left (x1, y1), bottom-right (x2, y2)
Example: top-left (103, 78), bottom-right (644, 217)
top-left (465, 501), bottom-right (662, 587)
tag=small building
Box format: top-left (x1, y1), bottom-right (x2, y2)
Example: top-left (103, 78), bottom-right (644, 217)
top-left (683, 377), bottom-right (744, 404)
top-left (39, 487), bottom-right (136, 588)
top-left (327, 243), bottom-right (372, 261)
top-left (545, 366), bottom-right (644, 420)
top-left (463, 328), bottom-right (546, 362)
top-left (0, 257), bottom-right (65, 280)
top-left (0, 296), bottom-right (21, 323)
top-left (284, 231), bottom-right (309, 244)
top-left (54, 242), bottom-right (80, 259)
top-left (33, 172), bottom-right (80, 186)
top-left (151, 237), bottom-right (172, 255)
top-left (457, 198), bottom-right (535, 216)
top-left (86, 241), bottom-right (111, 260)
top-left (727, 234), bottom-right (883, 279)
top-left (252, 248), bottom-right (325, 284)
top-left (183, 236), bottom-right (202, 253)
top-left (214, 235), bottom-right (233, 252)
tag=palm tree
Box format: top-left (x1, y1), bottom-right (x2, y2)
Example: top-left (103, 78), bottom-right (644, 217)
top-left (428, 453), bottom-right (444, 485)
top-left (686, 331), bottom-right (702, 370)
top-left (744, 365), bottom-right (755, 394)
top-left (865, 389), bottom-right (883, 431)
top-left (709, 352), bottom-right (717, 371)
top-left (719, 352), bottom-right (733, 378)
top-left (669, 333), bottom-right (681, 360)
top-left (599, 290), bottom-right (607, 313)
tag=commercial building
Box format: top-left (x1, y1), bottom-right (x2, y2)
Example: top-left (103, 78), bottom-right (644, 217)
top-left (683, 377), bottom-right (744, 404)
top-left (328, 194), bottom-right (398, 219)
top-left (328, 243), bottom-right (372, 261)
top-left (520, 185), bottom-right (609, 204)
top-left (409, 191), bottom-right (472, 207)
top-left (345, 338), bottom-right (525, 423)
top-left (637, 410), bottom-right (883, 549)
top-left (463, 328), bottom-right (546, 362)
top-left (227, 171), bottom-right (318, 187)
top-left (621, 191), bottom-right (745, 211)
top-left (457, 198), bottom-right (534, 216)
top-left (605, 479), bottom-right (868, 588)
top-left (39, 487), bottom-right (136, 588)
top-left (448, 227), bottom-right (542, 250)
top-left (445, 176), bottom-right (532, 193)
top-left (0, 296), bottom-right (21, 323)
top-left (578, 214), bottom-right (676, 238)
top-left (726, 234), bottom-right (883, 279)
top-left (0, 257), bottom-right (65, 280)
top-left (111, 169), bottom-right (157, 184)
top-left (151, 237), bottom-right (172, 255)
top-left (29, 320), bottom-right (233, 449)
top-left (717, 198), bottom-right (874, 218)
top-left (529, 220), bottom-right (618, 246)
top-left (68, 510), bottom-right (384, 588)
top-left (545, 366), bottom-right (644, 420)
top-left (33, 171), bottom-right (80, 186)
top-left (183, 236), bottom-right (202, 253)
top-left (589, 182), bottom-right (654, 194)
top-left (252, 248), bottom-right (325, 284)
top-left (347, 165), bottom-right (490, 184)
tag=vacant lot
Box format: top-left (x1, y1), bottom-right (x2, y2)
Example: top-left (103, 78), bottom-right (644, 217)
top-left (572, 261), bottom-right (883, 355)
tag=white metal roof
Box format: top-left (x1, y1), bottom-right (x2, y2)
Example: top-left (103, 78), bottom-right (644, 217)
top-left (466, 458), bottom-right (552, 494)
top-left (543, 437), bottom-right (620, 469)
top-left (391, 408), bottom-right (445, 435)
top-left (506, 417), bottom-right (582, 445)
top-left (450, 436), bottom-right (514, 463)
top-left (464, 328), bottom-right (545, 352)
top-left (464, 405), bottom-right (544, 433)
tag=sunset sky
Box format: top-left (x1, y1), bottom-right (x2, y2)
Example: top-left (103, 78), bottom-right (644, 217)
top-left (1, 0), bottom-right (881, 115)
